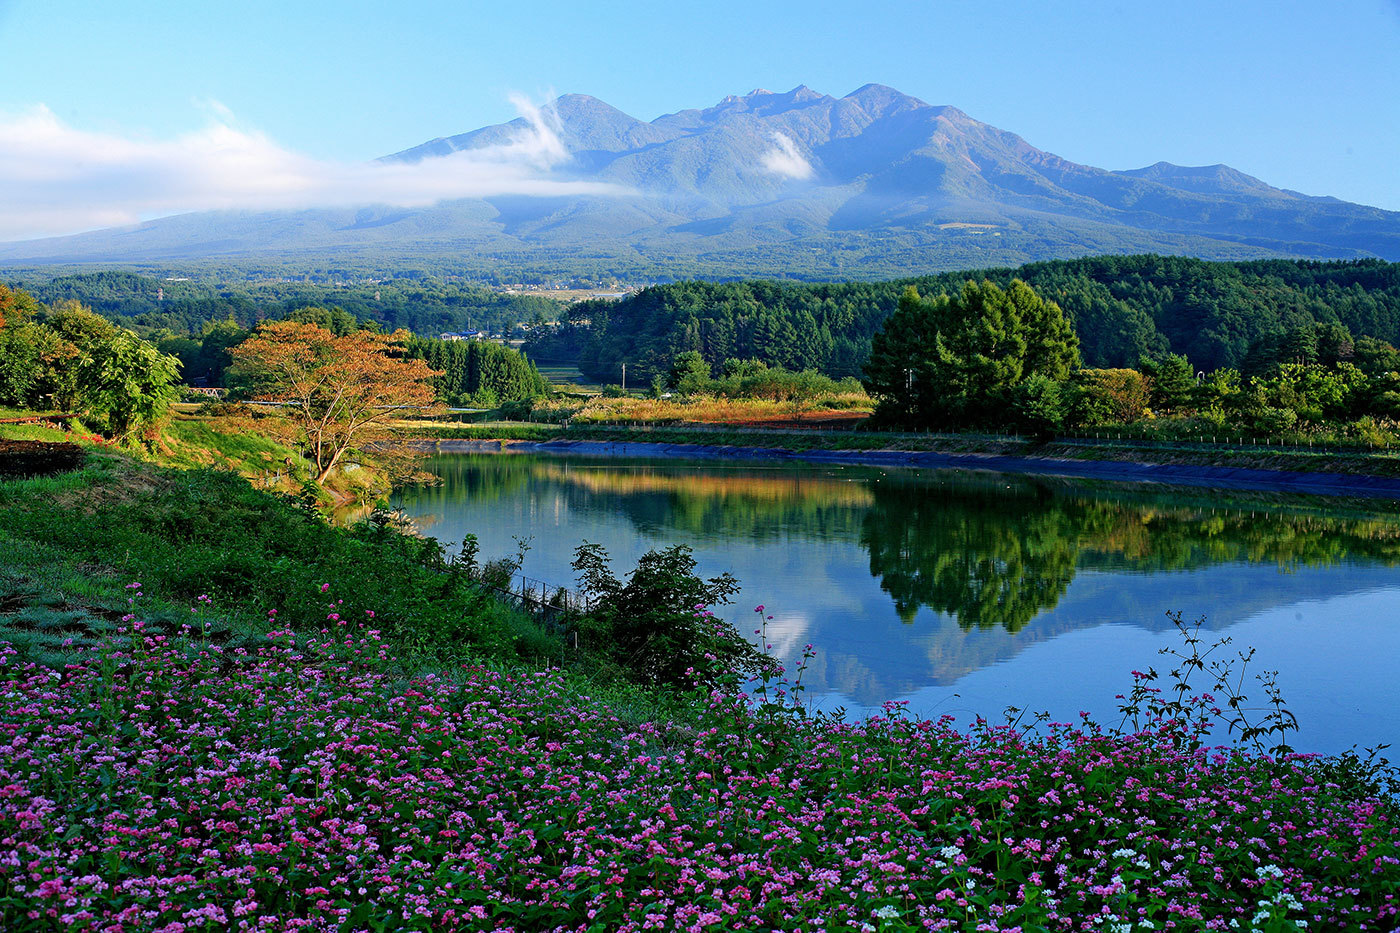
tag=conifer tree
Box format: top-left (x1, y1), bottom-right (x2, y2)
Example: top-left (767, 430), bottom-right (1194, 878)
top-left (863, 279), bottom-right (1080, 428)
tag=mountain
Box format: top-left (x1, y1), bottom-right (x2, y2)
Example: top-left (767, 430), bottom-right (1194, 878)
top-left (4, 85), bottom-right (1399, 278)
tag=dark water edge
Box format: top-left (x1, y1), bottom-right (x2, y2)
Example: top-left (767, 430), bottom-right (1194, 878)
top-left (432, 437), bottom-right (1400, 499)
top-left (394, 450), bottom-right (1400, 754)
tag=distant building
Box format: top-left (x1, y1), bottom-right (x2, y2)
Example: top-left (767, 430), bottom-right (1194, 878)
top-left (439, 330), bottom-right (483, 341)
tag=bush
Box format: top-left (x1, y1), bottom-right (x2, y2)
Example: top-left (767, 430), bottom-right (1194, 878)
top-left (497, 398), bottom-right (536, 420)
top-left (1249, 405), bottom-right (1299, 435)
top-left (570, 542), bottom-right (775, 688)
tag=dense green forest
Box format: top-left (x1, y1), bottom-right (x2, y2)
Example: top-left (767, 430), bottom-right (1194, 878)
top-left (545, 256), bottom-right (1400, 383)
top-left (405, 337), bottom-right (549, 406)
top-left (5, 271), bottom-right (561, 339)
top-left (858, 277), bottom-right (1400, 439)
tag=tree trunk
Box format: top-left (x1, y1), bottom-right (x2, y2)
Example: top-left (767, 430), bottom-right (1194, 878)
top-left (315, 444), bottom-right (345, 484)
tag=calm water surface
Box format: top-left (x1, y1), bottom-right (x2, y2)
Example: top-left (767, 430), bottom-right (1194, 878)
top-left (393, 452), bottom-right (1400, 754)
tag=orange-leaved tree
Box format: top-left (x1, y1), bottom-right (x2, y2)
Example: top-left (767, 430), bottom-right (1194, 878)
top-left (229, 322), bottom-right (442, 483)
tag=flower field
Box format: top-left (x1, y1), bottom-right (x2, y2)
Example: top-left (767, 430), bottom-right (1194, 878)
top-left (1, 594), bottom-right (1397, 932)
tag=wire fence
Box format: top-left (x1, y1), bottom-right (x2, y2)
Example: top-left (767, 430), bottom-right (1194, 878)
top-left (1058, 430), bottom-right (1395, 456)
top-left (470, 573), bottom-right (593, 627)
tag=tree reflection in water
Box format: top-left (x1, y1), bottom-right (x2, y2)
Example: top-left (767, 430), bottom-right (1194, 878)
top-left (861, 477), bottom-right (1079, 631)
top-left (860, 470), bottom-right (1400, 632)
top-left (406, 453), bottom-right (1400, 636)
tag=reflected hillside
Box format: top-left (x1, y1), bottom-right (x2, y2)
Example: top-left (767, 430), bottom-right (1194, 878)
top-left (412, 454), bottom-right (877, 544)
top-left (541, 460), bottom-right (874, 542)
top-left (859, 472), bottom-right (1400, 632)
top-left (546, 462), bottom-right (875, 510)
top-left (395, 452), bottom-right (1400, 731)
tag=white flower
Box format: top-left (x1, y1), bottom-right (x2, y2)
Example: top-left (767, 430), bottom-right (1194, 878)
top-left (939, 845), bottom-right (960, 859)
top-left (1112, 847), bottom-right (1138, 859)
top-left (873, 905), bottom-right (899, 920)
top-left (1255, 864), bottom-right (1285, 879)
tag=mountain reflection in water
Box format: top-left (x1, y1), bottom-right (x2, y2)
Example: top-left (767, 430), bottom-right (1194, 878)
top-left (394, 453), bottom-right (1400, 752)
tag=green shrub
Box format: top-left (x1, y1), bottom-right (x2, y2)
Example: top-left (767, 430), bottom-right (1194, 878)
top-left (570, 542), bottom-right (775, 688)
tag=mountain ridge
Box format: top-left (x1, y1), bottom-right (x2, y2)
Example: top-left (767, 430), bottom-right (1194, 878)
top-left (3, 84), bottom-right (1397, 276)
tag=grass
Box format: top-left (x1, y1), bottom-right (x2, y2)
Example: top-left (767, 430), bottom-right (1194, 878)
top-left (407, 422), bottom-right (566, 441)
top-left (0, 452), bottom-right (562, 672)
top-left (1, 410), bottom-right (1399, 930)
top-left (536, 362), bottom-right (601, 390)
top-left (0, 421), bottom-right (78, 443)
top-left (160, 415), bottom-right (304, 474)
top-left (533, 393), bottom-right (874, 426)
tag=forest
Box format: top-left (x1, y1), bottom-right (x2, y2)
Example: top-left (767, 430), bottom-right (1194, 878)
top-left (6, 270), bottom-right (561, 339)
top-left (404, 336), bottom-right (549, 407)
top-left (861, 278), bottom-right (1400, 441)
top-left (535, 255), bottom-right (1400, 384)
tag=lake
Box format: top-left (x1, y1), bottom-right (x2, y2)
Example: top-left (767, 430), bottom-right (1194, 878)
top-left (393, 451), bottom-right (1400, 755)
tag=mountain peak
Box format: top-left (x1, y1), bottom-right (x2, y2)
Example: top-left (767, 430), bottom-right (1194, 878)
top-left (9, 82), bottom-right (1397, 269)
top-left (550, 93), bottom-right (642, 125)
top-left (841, 83), bottom-right (932, 118)
top-left (844, 82), bottom-right (920, 102)
top-left (705, 85), bottom-right (828, 117)
top-left (1117, 160), bottom-right (1280, 196)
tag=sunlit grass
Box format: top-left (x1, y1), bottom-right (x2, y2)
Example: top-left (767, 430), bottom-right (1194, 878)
top-left (543, 393), bottom-right (873, 425)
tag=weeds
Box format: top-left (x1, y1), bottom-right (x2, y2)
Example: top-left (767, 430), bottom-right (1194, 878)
top-left (1, 588), bottom-right (1394, 931)
top-left (1114, 611), bottom-right (1299, 755)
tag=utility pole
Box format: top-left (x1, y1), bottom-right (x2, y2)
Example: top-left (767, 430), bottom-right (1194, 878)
top-left (621, 363), bottom-right (627, 393)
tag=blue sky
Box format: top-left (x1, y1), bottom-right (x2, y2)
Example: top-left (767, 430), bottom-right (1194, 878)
top-left (1, 0), bottom-right (1398, 238)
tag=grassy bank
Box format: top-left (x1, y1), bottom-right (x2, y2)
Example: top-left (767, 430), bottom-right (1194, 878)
top-left (0, 452), bottom-right (557, 670)
top-left (1, 426), bottom-right (1398, 931)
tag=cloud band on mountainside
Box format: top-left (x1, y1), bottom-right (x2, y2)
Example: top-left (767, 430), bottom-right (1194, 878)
top-left (0, 97), bottom-right (625, 242)
top-left (759, 132), bottom-right (815, 181)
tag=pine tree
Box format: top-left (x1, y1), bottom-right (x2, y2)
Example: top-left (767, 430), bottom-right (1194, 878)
top-left (863, 280), bottom-right (1081, 429)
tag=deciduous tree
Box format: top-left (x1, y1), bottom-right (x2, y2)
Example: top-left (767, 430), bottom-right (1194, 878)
top-left (0, 297), bottom-right (178, 442)
top-left (229, 322), bottom-right (441, 483)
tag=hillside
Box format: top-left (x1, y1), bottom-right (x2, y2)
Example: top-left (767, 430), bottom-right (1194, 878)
top-left (548, 255), bottom-right (1400, 379)
top-left (3, 85), bottom-right (1398, 278)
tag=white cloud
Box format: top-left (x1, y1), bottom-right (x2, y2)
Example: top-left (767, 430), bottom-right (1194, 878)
top-left (759, 131), bottom-right (815, 181)
top-left (0, 97), bottom-right (627, 242)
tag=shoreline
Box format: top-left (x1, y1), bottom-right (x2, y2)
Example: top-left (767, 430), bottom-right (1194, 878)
top-left (426, 437), bottom-right (1400, 500)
